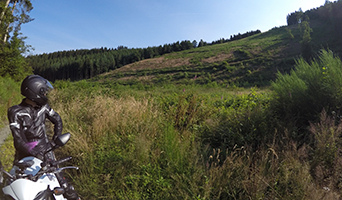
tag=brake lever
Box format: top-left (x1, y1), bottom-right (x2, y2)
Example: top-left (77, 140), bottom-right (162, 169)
top-left (56, 166), bottom-right (79, 173)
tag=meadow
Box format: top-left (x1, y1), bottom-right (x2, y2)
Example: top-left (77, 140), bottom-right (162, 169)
top-left (2, 50), bottom-right (342, 199)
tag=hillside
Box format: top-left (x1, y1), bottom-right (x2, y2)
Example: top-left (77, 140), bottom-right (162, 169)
top-left (94, 19), bottom-right (341, 88)
top-left (27, 1), bottom-right (342, 87)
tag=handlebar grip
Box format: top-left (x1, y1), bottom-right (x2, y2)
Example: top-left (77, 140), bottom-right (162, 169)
top-left (53, 156), bottom-right (72, 166)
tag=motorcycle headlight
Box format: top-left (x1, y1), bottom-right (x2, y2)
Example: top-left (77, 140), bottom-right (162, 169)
top-left (53, 187), bottom-right (65, 195)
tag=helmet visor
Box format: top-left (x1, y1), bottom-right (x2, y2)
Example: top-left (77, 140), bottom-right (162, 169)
top-left (40, 80), bottom-right (54, 96)
top-left (46, 80), bottom-right (54, 91)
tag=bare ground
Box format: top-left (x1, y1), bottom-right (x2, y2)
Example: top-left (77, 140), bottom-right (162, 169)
top-left (0, 124), bottom-right (10, 147)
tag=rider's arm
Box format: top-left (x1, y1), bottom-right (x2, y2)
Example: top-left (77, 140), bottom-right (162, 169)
top-left (7, 106), bottom-right (38, 156)
top-left (45, 104), bottom-right (63, 140)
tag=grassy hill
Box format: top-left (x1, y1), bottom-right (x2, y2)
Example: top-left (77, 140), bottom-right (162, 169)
top-left (93, 19), bottom-right (341, 88)
top-left (28, 0), bottom-right (342, 87)
top-left (42, 49), bottom-right (342, 199)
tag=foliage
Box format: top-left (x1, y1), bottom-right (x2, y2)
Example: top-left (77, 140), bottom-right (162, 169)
top-left (271, 50), bottom-right (342, 141)
top-left (0, 0), bottom-right (33, 81)
top-left (200, 88), bottom-right (272, 151)
top-left (299, 20), bottom-right (313, 61)
top-left (0, 32), bottom-right (32, 81)
top-left (0, 0), bottom-right (33, 43)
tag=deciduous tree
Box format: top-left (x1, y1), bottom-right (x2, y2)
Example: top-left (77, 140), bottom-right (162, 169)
top-left (0, 0), bottom-right (33, 80)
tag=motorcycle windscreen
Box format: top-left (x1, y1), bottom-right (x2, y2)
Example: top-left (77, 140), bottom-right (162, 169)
top-left (2, 179), bottom-right (47, 200)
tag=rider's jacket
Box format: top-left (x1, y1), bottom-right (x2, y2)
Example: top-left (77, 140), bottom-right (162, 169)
top-left (7, 99), bottom-right (63, 160)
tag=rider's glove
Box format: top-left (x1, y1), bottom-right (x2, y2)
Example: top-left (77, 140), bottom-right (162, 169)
top-left (29, 148), bottom-right (44, 160)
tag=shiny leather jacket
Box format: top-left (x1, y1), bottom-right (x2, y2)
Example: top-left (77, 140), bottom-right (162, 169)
top-left (7, 99), bottom-right (63, 160)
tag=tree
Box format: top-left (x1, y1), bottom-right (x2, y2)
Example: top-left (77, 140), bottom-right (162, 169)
top-left (0, 32), bottom-right (32, 80)
top-left (192, 40), bottom-right (197, 48)
top-left (198, 39), bottom-right (206, 47)
top-left (180, 40), bottom-right (193, 50)
top-left (299, 20), bottom-right (313, 61)
top-left (0, 0), bottom-right (33, 80)
top-left (0, 0), bottom-right (33, 43)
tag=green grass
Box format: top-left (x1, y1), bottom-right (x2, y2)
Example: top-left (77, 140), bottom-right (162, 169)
top-left (47, 50), bottom-right (342, 199)
top-left (3, 54), bottom-right (342, 199)
top-left (0, 77), bottom-right (21, 127)
top-left (94, 19), bottom-right (341, 92)
top-left (0, 77), bottom-right (20, 170)
top-left (94, 25), bottom-right (302, 88)
top-left (0, 135), bottom-right (14, 171)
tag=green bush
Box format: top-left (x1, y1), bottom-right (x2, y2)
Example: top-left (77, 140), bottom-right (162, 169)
top-left (200, 88), bottom-right (272, 151)
top-left (271, 50), bottom-right (342, 141)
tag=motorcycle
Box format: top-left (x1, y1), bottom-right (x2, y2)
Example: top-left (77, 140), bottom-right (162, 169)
top-left (0, 133), bottom-right (79, 200)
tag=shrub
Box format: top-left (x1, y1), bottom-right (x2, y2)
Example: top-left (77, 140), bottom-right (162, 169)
top-left (271, 49), bottom-right (342, 142)
top-left (200, 88), bottom-right (272, 151)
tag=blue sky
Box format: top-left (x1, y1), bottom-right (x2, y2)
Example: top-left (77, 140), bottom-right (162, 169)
top-left (21, 0), bottom-right (333, 55)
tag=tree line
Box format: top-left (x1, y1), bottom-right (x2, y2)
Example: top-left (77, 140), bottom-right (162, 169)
top-left (27, 30), bottom-right (261, 82)
top-left (286, 0), bottom-right (342, 61)
top-left (287, 0), bottom-right (342, 33)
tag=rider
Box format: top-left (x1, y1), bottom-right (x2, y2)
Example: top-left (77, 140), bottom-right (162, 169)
top-left (7, 75), bottom-right (80, 200)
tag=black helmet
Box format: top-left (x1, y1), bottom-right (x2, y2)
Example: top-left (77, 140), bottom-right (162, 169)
top-left (21, 75), bottom-right (54, 106)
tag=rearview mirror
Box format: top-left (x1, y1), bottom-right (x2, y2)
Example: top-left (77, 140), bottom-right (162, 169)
top-left (54, 133), bottom-right (71, 147)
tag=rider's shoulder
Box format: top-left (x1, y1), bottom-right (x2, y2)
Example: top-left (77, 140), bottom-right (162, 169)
top-left (8, 100), bottom-right (30, 114)
top-left (8, 104), bottom-right (23, 113)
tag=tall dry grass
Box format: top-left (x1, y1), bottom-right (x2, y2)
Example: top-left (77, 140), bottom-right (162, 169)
top-left (51, 93), bottom-right (160, 155)
top-left (46, 77), bottom-right (342, 199)
top-left (49, 90), bottom-right (183, 199)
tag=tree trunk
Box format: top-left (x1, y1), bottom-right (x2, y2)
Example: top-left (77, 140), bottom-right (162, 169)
top-left (3, 0), bottom-right (16, 43)
top-left (0, 0), bottom-right (11, 26)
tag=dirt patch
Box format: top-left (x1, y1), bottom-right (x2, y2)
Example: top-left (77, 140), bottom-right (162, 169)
top-left (112, 57), bottom-right (192, 73)
top-left (118, 75), bottom-right (155, 81)
top-left (202, 53), bottom-right (233, 63)
top-left (0, 124), bottom-right (10, 147)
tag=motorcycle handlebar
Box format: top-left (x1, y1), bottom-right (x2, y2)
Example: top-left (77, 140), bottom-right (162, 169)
top-left (51, 156), bottom-right (72, 167)
top-left (0, 168), bottom-right (14, 180)
top-left (33, 163), bottom-right (78, 181)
